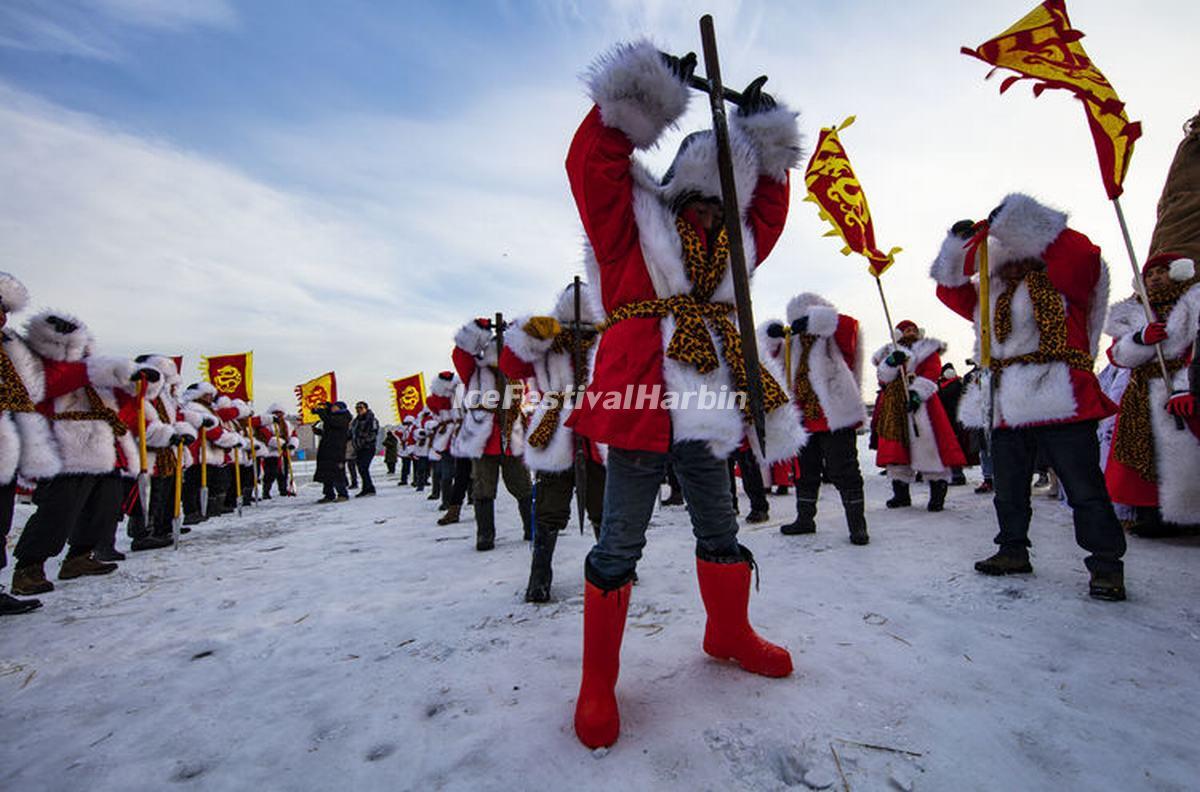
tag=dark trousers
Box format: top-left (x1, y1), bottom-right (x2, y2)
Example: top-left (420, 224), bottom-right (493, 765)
top-left (385, 455), bottom-right (397, 475)
top-left (446, 456), bottom-right (472, 506)
top-left (991, 420), bottom-right (1125, 574)
top-left (413, 458), bottom-right (430, 489)
top-left (534, 459), bottom-right (606, 537)
top-left (345, 460), bottom-right (358, 488)
top-left (471, 454), bottom-right (532, 501)
top-left (796, 428), bottom-right (864, 509)
top-left (588, 440), bottom-right (740, 587)
top-left (436, 455), bottom-right (456, 502)
top-left (261, 457), bottom-right (287, 496)
top-left (184, 465), bottom-right (229, 517)
top-left (400, 457), bottom-right (411, 484)
top-left (728, 448), bottom-right (768, 513)
top-left (15, 473), bottom-right (124, 566)
top-left (355, 448), bottom-right (376, 493)
top-left (1, 482), bottom-right (14, 571)
top-left (127, 475), bottom-right (175, 539)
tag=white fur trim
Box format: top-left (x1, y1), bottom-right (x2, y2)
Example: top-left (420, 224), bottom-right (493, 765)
top-left (429, 374), bottom-right (459, 400)
top-left (455, 321), bottom-right (494, 358)
top-left (1108, 285), bottom-right (1200, 368)
top-left (804, 305), bottom-right (839, 337)
top-left (504, 315), bottom-right (556, 365)
top-left (909, 376), bottom-right (937, 402)
top-left (182, 382), bottom-right (217, 402)
top-left (13, 411), bottom-right (60, 481)
top-left (551, 281), bottom-right (603, 325)
top-left (585, 40), bottom-right (689, 150)
top-left (732, 104), bottom-right (803, 182)
top-left (0, 271), bottom-right (30, 314)
top-left (24, 311), bottom-right (94, 362)
top-left (987, 193), bottom-right (1068, 262)
top-left (929, 231), bottom-right (972, 287)
top-left (85, 356), bottom-right (136, 389)
top-left (660, 125), bottom-right (759, 214)
top-left (1169, 258), bottom-right (1196, 282)
top-left (1150, 374), bottom-right (1200, 524)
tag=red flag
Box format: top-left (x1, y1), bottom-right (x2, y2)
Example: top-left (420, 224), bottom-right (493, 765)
top-left (201, 352), bottom-right (253, 401)
top-left (962, 0), bottom-right (1142, 199)
top-left (390, 374), bottom-right (426, 422)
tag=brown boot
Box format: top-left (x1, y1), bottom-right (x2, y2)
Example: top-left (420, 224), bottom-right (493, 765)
top-left (437, 504), bottom-right (461, 526)
top-left (11, 564), bottom-right (54, 595)
top-left (59, 554), bottom-right (119, 580)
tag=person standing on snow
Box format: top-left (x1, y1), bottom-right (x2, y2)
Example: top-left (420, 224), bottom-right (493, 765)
top-left (312, 401), bottom-right (351, 503)
top-left (931, 193), bottom-right (1127, 601)
top-left (766, 293), bottom-right (869, 544)
top-left (350, 401), bottom-right (379, 497)
top-left (871, 319), bottom-right (966, 512)
top-left (499, 280), bottom-right (607, 603)
top-left (1103, 253), bottom-right (1200, 536)
top-left (565, 41), bottom-right (804, 749)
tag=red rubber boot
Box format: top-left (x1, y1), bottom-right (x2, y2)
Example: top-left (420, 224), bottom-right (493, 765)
top-left (696, 552), bottom-right (793, 678)
top-left (573, 580), bottom-right (631, 748)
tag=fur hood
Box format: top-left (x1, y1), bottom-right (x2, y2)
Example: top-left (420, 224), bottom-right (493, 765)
top-left (429, 372), bottom-right (460, 400)
top-left (549, 280), bottom-right (603, 325)
top-left (182, 382), bottom-right (218, 404)
top-left (873, 337), bottom-right (947, 369)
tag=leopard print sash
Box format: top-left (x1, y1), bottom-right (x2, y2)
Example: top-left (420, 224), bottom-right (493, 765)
top-left (0, 345), bottom-right (36, 413)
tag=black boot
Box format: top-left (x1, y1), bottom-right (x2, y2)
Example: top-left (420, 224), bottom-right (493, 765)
top-left (886, 479), bottom-right (911, 508)
top-left (0, 589), bottom-right (42, 615)
top-left (518, 496), bottom-right (533, 542)
top-left (842, 489), bottom-right (869, 545)
top-left (475, 499), bottom-right (496, 551)
top-left (429, 474), bottom-right (442, 501)
top-left (780, 496), bottom-right (817, 535)
top-left (928, 479), bottom-right (949, 512)
top-left (525, 525), bottom-right (560, 603)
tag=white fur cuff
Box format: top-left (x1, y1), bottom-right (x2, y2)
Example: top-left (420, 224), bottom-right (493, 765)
top-left (805, 305), bottom-right (839, 337)
top-left (86, 356), bottom-right (136, 389)
top-left (454, 321), bottom-right (493, 357)
top-left (733, 104), bottom-right (803, 182)
top-left (585, 40), bottom-right (689, 150)
top-left (930, 232), bottom-right (972, 287)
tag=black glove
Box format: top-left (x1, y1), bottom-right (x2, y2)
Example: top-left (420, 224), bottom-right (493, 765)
top-left (736, 75), bottom-right (776, 116)
top-left (907, 390), bottom-right (922, 412)
top-left (885, 349), bottom-right (909, 367)
top-left (47, 315), bottom-right (78, 334)
top-left (950, 219), bottom-right (976, 240)
top-left (790, 316), bottom-right (809, 335)
top-left (131, 367), bottom-right (161, 383)
top-left (660, 50), bottom-right (697, 82)
top-left (170, 433), bottom-right (187, 447)
top-left (765, 322), bottom-right (787, 339)
top-left (987, 202), bottom-right (1005, 224)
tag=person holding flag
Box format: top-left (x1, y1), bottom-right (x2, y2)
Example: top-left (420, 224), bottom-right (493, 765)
top-left (930, 193), bottom-right (1126, 601)
top-left (1103, 252), bottom-right (1200, 535)
top-left (564, 40), bottom-right (803, 749)
top-left (765, 294), bottom-right (869, 543)
top-left (872, 320), bottom-right (965, 513)
top-left (253, 404), bottom-right (296, 499)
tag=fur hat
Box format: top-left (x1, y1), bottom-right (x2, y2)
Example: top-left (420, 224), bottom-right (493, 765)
top-left (0, 272), bottom-right (30, 315)
top-left (182, 382), bottom-right (218, 403)
top-left (1142, 252), bottom-right (1196, 282)
top-left (896, 320), bottom-right (923, 338)
top-left (550, 280), bottom-right (603, 325)
top-left (24, 311), bottom-right (94, 362)
top-left (266, 402), bottom-right (287, 415)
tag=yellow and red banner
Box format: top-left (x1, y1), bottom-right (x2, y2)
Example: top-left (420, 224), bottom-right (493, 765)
top-left (390, 374), bottom-right (426, 422)
top-left (294, 372), bottom-right (337, 425)
top-left (803, 116), bottom-right (900, 277)
top-left (962, 0), bottom-right (1141, 200)
top-left (200, 352), bottom-right (253, 401)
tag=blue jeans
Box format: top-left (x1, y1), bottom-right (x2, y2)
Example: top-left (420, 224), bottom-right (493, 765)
top-left (587, 440), bottom-right (741, 588)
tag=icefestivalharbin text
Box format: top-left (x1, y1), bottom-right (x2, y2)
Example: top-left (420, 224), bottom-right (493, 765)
top-left (453, 384), bottom-right (749, 412)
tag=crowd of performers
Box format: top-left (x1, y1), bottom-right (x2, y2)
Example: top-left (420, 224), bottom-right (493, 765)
top-left (382, 44), bottom-right (1199, 749)
top-left (3, 39), bottom-right (1197, 752)
top-left (0, 286), bottom-right (302, 614)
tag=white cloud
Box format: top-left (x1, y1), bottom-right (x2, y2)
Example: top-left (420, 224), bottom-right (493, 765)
top-left (0, 83), bottom-right (444, 417)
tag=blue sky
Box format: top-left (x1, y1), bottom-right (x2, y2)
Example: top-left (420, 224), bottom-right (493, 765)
top-left (1, 0), bottom-right (1196, 417)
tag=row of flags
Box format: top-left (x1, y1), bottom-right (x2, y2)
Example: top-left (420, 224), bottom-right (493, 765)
top-left (804, 0), bottom-right (1141, 285)
top-left (198, 353), bottom-right (427, 425)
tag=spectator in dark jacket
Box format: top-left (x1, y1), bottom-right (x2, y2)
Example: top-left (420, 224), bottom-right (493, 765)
top-left (313, 402), bottom-right (352, 502)
top-left (382, 430), bottom-right (399, 474)
top-left (350, 401), bottom-right (380, 496)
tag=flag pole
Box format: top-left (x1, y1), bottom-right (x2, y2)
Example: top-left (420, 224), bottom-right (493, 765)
top-left (975, 229), bottom-right (996, 448)
top-left (1112, 196), bottom-right (1185, 430)
top-left (873, 274), bottom-right (919, 440)
top-left (172, 444), bottom-right (184, 549)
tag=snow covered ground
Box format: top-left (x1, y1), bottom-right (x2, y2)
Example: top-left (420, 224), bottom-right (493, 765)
top-left (3, 441), bottom-right (1198, 791)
